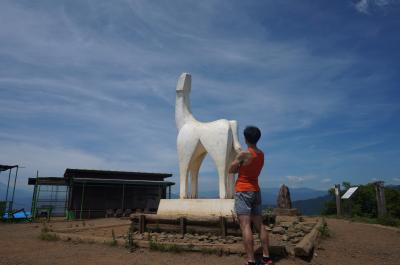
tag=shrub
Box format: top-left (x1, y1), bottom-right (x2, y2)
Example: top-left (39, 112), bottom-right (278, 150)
top-left (377, 216), bottom-right (400, 227)
top-left (317, 218), bottom-right (330, 238)
top-left (110, 229), bottom-right (117, 246)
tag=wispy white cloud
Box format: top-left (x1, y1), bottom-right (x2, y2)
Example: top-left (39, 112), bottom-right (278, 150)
top-left (321, 178), bottom-right (332, 183)
top-left (285, 175), bottom-right (316, 186)
top-left (0, 137), bottom-right (178, 186)
top-left (355, 0), bottom-right (371, 13)
top-left (286, 176), bottom-right (305, 183)
top-left (353, 0), bottom-right (397, 14)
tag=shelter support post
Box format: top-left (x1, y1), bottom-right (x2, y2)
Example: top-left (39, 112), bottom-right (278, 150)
top-left (31, 185), bottom-right (37, 217)
top-left (122, 184), bottom-right (125, 210)
top-left (80, 183), bottom-right (85, 220)
top-left (10, 166), bottom-right (19, 211)
top-left (31, 170), bottom-right (39, 218)
top-left (5, 168), bottom-right (12, 202)
top-left (9, 166), bottom-right (19, 212)
top-left (65, 185), bottom-right (70, 218)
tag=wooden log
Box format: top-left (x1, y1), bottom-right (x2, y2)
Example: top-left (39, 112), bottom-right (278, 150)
top-left (139, 214), bottom-right (146, 233)
top-left (179, 217), bottom-right (187, 236)
top-left (131, 214), bottom-right (234, 222)
top-left (131, 214), bottom-right (239, 229)
top-left (219, 216), bottom-right (227, 237)
top-left (52, 222), bottom-right (131, 233)
top-left (53, 232), bottom-right (287, 257)
top-left (144, 223), bottom-right (243, 237)
top-left (294, 219), bottom-right (323, 257)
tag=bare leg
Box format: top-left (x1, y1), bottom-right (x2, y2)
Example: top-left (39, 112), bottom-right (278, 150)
top-left (239, 215), bottom-right (255, 262)
top-left (251, 215), bottom-right (270, 257)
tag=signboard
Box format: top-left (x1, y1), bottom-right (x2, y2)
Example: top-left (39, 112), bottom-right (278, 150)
top-left (341, 187), bottom-right (359, 199)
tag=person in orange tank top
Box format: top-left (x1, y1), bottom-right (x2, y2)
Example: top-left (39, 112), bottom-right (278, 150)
top-left (229, 126), bottom-right (273, 265)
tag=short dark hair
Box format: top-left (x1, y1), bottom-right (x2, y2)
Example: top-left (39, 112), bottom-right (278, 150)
top-left (244, 126), bottom-right (261, 144)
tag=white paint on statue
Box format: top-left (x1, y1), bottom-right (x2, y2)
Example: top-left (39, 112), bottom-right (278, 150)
top-left (175, 73), bottom-right (241, 199)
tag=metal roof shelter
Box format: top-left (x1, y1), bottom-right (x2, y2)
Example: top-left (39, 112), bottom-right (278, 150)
top-left (29, 168), bottom-right (174, 219)
top-left (0, 164), bottom-right (19, 216)
top-left (28, 173), bottom-right (69, 219)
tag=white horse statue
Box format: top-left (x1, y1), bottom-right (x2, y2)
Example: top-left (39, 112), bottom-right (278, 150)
top-left (175, 73), bottom-right (241, 199)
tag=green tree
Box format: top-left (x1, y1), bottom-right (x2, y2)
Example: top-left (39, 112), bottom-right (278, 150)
top-left (342, 181), bottom-right (351, 190)
top-left (349, 183), bottom-right (376, 217)
top-left (385, 188), bottom-right (400, 218)
top-left (321, 188), bottom-right (337, 215)
top-left (322, 182), bottom-right (400, 219)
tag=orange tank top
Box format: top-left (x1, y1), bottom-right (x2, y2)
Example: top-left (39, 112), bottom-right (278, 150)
top-left (235, 147), bottom-right (264, 192)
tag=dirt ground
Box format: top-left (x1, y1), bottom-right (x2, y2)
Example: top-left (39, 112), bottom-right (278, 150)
top-left (311, 219), bottom-right (400, 265)
top-left (0, 218), bottom-right (399, 265)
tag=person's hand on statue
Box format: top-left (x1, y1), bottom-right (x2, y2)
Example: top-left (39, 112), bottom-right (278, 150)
top-left (237, 150), bottom-right (253, 165)
top-left (228, 151), bottom-right (253, 174)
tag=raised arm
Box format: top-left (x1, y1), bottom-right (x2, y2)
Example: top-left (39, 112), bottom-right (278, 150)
top-left (228, 151), bottom-right (252, 173)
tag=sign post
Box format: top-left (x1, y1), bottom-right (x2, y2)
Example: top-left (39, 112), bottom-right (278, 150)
top-left (374, 181), bottom-right (387, 218)
top-left (341, 186), bottom-right (359, 217)
top-left (334, 184), bottom-right (342, 216)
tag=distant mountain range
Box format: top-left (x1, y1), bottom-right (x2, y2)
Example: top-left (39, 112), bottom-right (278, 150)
top-left (292, 195), bottom-right (332, 215)
top-left (1, 181), bottom-right (329, 213)
top-left (172, 187), bottom-right (328, 205)
top-left (260, 187), bottom-right (328, 205)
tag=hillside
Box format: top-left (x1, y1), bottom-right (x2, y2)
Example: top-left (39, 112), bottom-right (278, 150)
top-left (260, 187), bottom-right (327, 205)
top-left (292, 194), bottom-right (332, 215)
top-left (173, 187), bottom-right (327, 206)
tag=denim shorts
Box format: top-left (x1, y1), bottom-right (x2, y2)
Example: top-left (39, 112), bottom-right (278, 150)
top-left (234, 191), bottom-right (262, 216)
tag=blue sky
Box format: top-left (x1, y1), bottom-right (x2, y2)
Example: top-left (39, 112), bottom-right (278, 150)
top-left (1, 0), bottom-right (399, 194)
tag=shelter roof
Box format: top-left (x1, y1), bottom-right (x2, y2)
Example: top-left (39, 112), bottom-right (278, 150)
top-left (28, 177), bottom-right (68, 186)
top-left (72, 177), bottom-right (175, 186)
top-left (0, 164), bottom-right (18, 172)
top-left (64, 168), bottom-right (172, 181)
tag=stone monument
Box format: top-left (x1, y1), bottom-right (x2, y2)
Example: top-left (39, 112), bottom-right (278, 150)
top-left (157, 73), bottom-right (242, 217)
top-left (273, 184), bottom-right (300, 216)
top-left (277, 184), bottom-right (292, 209)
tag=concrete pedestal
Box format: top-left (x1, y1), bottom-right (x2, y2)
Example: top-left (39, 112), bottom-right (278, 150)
top-left (157, 199), bottom-right (235, 217)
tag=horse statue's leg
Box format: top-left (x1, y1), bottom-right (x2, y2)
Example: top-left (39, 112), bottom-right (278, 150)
top-left (188, 145), bottom-right (206, 198)
top-left (177, 126), bottom-right (200, 199)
